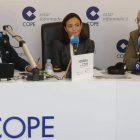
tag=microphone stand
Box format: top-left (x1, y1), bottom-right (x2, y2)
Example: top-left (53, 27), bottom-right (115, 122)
top-left (64, 44), bottom-right (77, 78)
top-left (3, 25), bottom-right (44, 81)
top-left (64, 59), bottom-right (71, 78)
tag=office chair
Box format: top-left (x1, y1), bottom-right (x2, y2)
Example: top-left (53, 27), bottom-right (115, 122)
top-left (41, 22), bottom-right (90, 70)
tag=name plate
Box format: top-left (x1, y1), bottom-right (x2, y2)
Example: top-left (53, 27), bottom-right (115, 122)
top-left (72, 53), bottom-right (94, 80)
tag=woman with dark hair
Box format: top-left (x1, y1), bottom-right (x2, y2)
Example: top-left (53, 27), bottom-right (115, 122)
top-left (52, 13), bottom-right (95, 71)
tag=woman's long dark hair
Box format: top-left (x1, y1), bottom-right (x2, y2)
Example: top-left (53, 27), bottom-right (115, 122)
top-left (58, 13), bottom-right (88, 45)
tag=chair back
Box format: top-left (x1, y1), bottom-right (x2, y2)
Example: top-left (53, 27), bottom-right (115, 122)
top-left (41, 22), bottom-right (89, 70)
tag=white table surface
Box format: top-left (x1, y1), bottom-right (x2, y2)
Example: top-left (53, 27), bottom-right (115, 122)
top-left (0, 70), bottom-right (140, 140)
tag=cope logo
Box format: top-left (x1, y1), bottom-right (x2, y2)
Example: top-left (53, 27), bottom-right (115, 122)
top-left (86, 6), bottom-right (99, 20)
top-left (22, 7), bottom-right (36, 21)
top-left (116, 39), bottom-right (128, 58)
top-left (0, 116), bottom-right (54, 138)
top-left (86, 6), bottom-right (99, 26)
top-left (136, 64), bottom-right (139, 69)
top-left (22, 6), bottom-right (36, 27)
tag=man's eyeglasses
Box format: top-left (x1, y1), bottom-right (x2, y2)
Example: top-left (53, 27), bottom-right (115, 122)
top-left (135, 19), bottom-right (140, 24)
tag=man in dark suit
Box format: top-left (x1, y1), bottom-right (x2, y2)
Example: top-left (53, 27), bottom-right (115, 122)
top-left (0, 34), bottom-right (41, 71)
top-left (123, 10), bottom-right (140, 70)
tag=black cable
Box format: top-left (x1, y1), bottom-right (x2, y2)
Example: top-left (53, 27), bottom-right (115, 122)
top-left (46, 74), bottom-right (62, 80)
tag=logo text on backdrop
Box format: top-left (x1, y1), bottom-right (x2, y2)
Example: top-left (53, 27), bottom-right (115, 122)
top-left (22, 6), bottom-right (36, 27)
top-left (116, 39), bottom-right (128, 58)
top-left (86, 6), bottom-right (100, 26)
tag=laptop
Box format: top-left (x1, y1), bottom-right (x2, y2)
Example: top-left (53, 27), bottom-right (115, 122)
top-left (0, 63), bottom-right (14, 78)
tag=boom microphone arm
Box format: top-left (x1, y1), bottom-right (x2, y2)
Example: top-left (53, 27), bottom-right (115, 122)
top-left (3, 25), bottom-right (44, 81)
top-left (3, 25), bottom-right (36, 68)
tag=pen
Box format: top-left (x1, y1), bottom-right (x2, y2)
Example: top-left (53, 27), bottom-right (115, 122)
top-left (37, 57), bottom-right (40, 63)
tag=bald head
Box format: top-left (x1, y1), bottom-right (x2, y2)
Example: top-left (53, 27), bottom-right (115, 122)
top-left (137, 10), bottom-right (140, 33)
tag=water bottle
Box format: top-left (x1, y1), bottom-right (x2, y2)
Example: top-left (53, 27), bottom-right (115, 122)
top-left (45, 59), bottom-right (53, 75)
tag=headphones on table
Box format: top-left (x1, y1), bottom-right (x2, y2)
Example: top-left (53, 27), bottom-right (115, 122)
top-left (107, 62), bottom-right (127, 75)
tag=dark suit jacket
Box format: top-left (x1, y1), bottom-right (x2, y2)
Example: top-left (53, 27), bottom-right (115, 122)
top-left (0, 42), bottom-right (29, 71)
top-left (52, 38), bottom-right (95, 71)
top-left (123, 29), bottom-right (139, 70)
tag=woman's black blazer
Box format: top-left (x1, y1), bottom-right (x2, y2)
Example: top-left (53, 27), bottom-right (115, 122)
top-left (52, 38), bottom-right (95, 71)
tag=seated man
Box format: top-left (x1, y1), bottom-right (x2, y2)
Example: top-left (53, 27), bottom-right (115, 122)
top-left (0, 34), bottom-right (41, 72)
top-left (123, 10), bottom-right (140, 70)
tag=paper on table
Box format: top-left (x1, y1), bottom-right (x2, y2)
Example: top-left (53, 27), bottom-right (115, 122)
top-left (93, 69), bottom-right (104, 77)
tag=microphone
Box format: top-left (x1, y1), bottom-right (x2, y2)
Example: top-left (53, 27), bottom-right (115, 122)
top-left (132, 36), bottom-right (140, 75)
top-left (0, 33), bottom-right (4, 42)
top-left (138, 36), bottom-right (140, 62)
top-left (0, 33), bottom-right (7, 43)
top-left (138, 36), bottom-right (140, 47)
top-left (0, 33), bottom-right (13, 54)
top-left (70, 35), bottom-right (79, 55)
top-left (134, 61), bottom-right (140, 71)
top-left (64, 35), bottom-right (79, 78)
